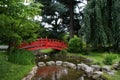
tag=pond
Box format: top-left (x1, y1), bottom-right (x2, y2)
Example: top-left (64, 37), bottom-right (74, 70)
top-left (32, 66), bottom-right (91, 80)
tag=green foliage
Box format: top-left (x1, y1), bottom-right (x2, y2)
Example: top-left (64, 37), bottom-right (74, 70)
top-left (0, 14), bottom-right (21, 45)
top-left (102, 73), bottom-right (112, 80)
top-left (0, 52), bottom-right (8, 61)
top-left (62, 33), bottom-right (70, 43)
top-left (93, 61), bottom-right (102, 66)
top-left (59, 49), bottom-right (67, 54)
top-left (36, 0), bottom-right (68, 39)
top-left (111, 70), bottom-right (120, 80)
top-left (58, 49), bottom-right (67, 57)
top-left (103, 53), bottom-right (118, 65)
top-left (68, 36), bottom-right (83, 53)
top-left (0, 0), bottom-right (43, 50)
top-left (8, 49), bottom-right (35, 65)
top-left (81, 0), bottom-right (108, 47)
top-left (80, 0), bottom-right (120, 51)
top-left (0, 14), bottom-right (39, 47)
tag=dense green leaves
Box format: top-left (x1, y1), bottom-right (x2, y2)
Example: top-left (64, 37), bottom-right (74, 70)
top-left (8, 49), bottom-right (35, 65)
top-left (68, 36), bottom-right (83, 53)
top-left (0, 0), bottom-right (42, 51)
top-left (80, 0), bottom-right (120, 51)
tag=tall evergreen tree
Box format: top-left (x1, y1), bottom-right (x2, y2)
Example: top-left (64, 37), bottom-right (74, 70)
top-left (35, 0), bottom-right (68, 39)
top-left (58, 0), bottom-right (84, 38)
top-left (36, 0), bottom-right (85, 38)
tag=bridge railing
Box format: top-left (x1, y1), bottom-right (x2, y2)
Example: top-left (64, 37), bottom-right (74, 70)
top-left (19, 38), bottom-right (68, 50)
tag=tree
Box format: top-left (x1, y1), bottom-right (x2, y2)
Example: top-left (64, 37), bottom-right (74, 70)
top-left (58, 0), bottom-right (87, 38)
top-left (35, 0), bottom-right (68, 39)
top-left (0, 0), bottom-right (42, 51)
top-left (80, 0), bottom-right (120, 51)
top-left (36, 0), bottom-right (85, 38)
top-left (112, 0), bottom-right (120, 51)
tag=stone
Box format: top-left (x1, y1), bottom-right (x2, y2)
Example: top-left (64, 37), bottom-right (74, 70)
top-left (91, 65), bottom-right (101, 71)
top-left (26, 75), bottom-right (32, 80)
top-left (63, 62), bottom-right (69, 67)
top-left (38, 62), bottom-right (46, 67)
top-left (46, 62), bottom-right (52, 66)
top-left (78, 76), bottom-right (84, 80)
top-left (44, 55), bottom-right (48, 59)
top-left (22, 66), bottom-right (38, 80)
top-left (107, 70), bottom-right (116, 75)
top-left (77, 63), bottom-right (89, 70)
top-left (112, 63), bottom-right (119, 69)
top-left (85, 67), bottom-right (93, 77)
top-left (56, 61), bottom-right (63, 66)
top-left (49, 61), bottom-right (55, 65)
top-left (32, 66), bottom-right (38, 73)
top-left (112, 62), bottom-right (120, 70)
top-left (68, 63), bottom-right (76, 69)
top-left (28, 71), bottom-right (34, 75)
top-left (92, 71), bottom-right (103, 79)
top-left (102, 66), bottom-right (111, 72)
top-left (46, 61), bottom-right (55, 66)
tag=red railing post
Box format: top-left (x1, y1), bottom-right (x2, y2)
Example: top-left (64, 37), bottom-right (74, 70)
top-left (46, 37), bottom-right (48, 48)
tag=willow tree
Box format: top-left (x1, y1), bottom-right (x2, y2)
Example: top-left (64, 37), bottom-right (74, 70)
top-left (112, 0), bottom-right (120, 51)
top-left (80, 0), bottom-right (120, 51)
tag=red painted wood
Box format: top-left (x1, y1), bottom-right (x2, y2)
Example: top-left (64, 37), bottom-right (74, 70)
top-left (18, 38), bottom-right (68, 50)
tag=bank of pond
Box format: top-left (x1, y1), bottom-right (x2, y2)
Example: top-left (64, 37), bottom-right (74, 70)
top-left (0, 51), bottom-right (120, 80)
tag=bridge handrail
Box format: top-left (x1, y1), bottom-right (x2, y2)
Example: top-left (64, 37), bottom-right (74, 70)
top-left (19, 38), bottom-right (68, 50)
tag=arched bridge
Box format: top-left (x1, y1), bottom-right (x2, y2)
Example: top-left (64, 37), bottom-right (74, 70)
top-left (19, 38), bottom-right (68, 50)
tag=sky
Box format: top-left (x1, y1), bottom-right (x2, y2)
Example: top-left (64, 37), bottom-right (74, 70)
top-left (76, 0), bottom-right (87, 13)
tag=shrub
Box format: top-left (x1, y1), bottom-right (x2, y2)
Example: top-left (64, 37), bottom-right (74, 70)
top-left (68, 36), bottom-right (83, 53)
top-left (56, 49), bottom-right (67, 58)
top-left (103, 53), bottom-right (117, 65)
top-left (8, 49), bottom-right (35, 65)
top-left (93, 61), bottom-right (102, 66)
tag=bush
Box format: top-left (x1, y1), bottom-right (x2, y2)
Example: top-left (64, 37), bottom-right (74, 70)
top-left (103, 53), bottom-right (117, 65)
top-left (93, 61), bottom-right (102, 66)
top-left (56, 49), bottom-right (67, 58)
top-left (68, 36), bottom-right (83, 53)
top-left (8, 49), bottom-right (35, 65)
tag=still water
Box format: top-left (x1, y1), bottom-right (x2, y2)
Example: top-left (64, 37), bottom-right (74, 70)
top-left (32, 66), bottom-right (85, 80)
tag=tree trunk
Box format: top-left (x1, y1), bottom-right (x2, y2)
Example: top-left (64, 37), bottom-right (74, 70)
top-left (69, 0), bottom-right (74, 38)
top-left (107, 0), bottom-right (112, 30)
top-left (7, 41), bottom-right (12, 52)
top-left (7, 40), bottom-right (15, 53)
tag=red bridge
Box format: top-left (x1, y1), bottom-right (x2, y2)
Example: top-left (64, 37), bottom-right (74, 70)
top-left (19, 38), bottom-right (68, 50)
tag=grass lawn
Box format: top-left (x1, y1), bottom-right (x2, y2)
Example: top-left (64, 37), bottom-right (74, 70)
top-left (67, 52), bottom-right (120, 65)
top-left (40, 48), bottom-right (54, 53)
top-left (67, 52), bottom-right (120, 80)
top-left (110, 70), bottom-right (120, 80)
top-left (0, 52), bottom-right (34, 80)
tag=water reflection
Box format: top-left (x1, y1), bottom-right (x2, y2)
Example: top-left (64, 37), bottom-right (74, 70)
top-left (32, 66), bottom-right (68, 80)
